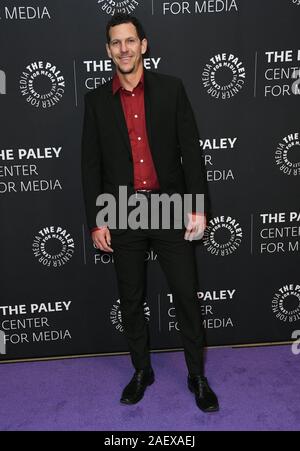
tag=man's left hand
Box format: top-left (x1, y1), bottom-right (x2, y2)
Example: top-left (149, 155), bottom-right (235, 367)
top-left (184, 212), bottom-right (206, 241)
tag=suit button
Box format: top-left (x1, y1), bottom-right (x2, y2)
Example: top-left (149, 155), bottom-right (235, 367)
top-left (128, 156), bottom-right (132, 162)
top-left (129, 182), bottom-right (133, 187)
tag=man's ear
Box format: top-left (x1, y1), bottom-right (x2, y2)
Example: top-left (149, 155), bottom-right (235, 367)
top-left (106, 43), bottom-right (112, 59)
top-left (141, 38), bottom-right (148, 55)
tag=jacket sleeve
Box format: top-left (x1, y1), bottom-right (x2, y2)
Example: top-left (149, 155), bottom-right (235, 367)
top-left (81, 93), bottom-right (102, 230)
top-left (176, 80), bottom-right (210, 215)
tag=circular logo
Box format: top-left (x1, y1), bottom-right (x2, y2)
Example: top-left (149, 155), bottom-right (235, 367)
top-left (19, 61), bottom-right (65, 108)
top-left (275, 133), bottom-right (300, 176)
top-left (97, 0), bottom-right (139, 16)
top-left (272, 284), bottom-right (300, 322)
top-left (203, 216), bottom-right (243, 256)
top-left (202, 53), bottom-right (246, 99)
top-left (32, 226), bottom-right (75, 267)
top-left (110, 298), bottom-right (150, 333)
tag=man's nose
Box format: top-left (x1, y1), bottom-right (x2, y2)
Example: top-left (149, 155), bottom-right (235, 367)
top-left (120, 41), bottom-right (128, 53)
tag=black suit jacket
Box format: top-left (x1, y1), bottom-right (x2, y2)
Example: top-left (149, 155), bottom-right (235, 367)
top-left (81, 69), bottom-right (209, 230)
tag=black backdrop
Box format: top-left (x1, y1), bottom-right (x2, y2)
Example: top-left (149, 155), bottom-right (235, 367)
top-left (1, 0), bottom-right (299, 362)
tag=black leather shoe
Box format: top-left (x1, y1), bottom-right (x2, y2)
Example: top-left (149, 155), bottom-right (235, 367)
top-left (120, 368), bottom-right (155, 405)
top-left (188, 375), bottom-right (219, 412)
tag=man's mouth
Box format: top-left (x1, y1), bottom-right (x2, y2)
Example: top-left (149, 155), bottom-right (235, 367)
top-left (119, 56), bottom-right (132, 63)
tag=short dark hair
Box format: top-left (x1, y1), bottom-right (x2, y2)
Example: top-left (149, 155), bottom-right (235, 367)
top-left (106, 13), bottom-right (146, 43)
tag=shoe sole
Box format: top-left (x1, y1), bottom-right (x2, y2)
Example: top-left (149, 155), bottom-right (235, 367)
top-left (120, 376), bottom-right (155, 405)
top-left (188, 381), bottom-right (219, 413)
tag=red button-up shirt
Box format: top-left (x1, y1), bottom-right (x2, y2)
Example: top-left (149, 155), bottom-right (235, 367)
top-left (112, 71), bottom-right (160, 191)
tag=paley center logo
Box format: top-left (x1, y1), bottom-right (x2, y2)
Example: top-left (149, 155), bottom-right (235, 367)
top-left (97, 0), bottom-right (140, 16)
top-left (32, 226), bottom-right (75, 267)
top-left (2, 6), bottom-right (51, 20)
top-left (161, 0), bottom-right (238, 15)
top-left (0, 70), bottom-right (6, 94)
top-left (202, 53), bottom-right (246, 99)
top-left (272, 284), bottom-right (300, 323)
top-left (275, 132), bottom-right (300, 176)
top-left (203, 216), bottom-right (243, 256)
top-left (19, 61), bottom-right (65, 108)
top-left (110, 298), bottom-right (150, 333)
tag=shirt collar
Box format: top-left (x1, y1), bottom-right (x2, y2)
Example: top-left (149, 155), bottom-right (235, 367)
top-left (112, 71), bottom-right (144, 95)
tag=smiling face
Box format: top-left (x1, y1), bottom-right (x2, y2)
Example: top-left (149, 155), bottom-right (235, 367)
top-left (106, 22), bottom-right (147, 75)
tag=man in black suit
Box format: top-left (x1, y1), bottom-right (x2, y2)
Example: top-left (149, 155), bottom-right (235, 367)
top-left (81, 13), bottom-right (219, 412)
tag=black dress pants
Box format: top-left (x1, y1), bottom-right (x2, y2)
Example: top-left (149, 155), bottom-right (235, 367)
top-left (110, 219), bottom-right (205, 376)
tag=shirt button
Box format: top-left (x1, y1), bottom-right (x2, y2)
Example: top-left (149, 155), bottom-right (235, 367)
top-left (134, 114), bottom-right (138, 118)
top-left (143, 181), bottom-right (147, 185)
top-left (138, 137), bottom-right (142, 141)
top-left (132, 93), bottom-right (135, 97)
top-left (140, 159), bottom-right (144, 163)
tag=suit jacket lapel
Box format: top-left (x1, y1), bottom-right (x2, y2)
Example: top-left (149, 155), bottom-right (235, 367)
top-left (111, 88), bottom-right (132, 157)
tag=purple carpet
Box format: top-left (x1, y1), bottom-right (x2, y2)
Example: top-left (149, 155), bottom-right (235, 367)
top-left (0, 345), bottom-right (299, 431)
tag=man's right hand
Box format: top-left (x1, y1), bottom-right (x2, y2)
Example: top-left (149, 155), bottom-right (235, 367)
top-left (91, 227), bottom-right (113, 253)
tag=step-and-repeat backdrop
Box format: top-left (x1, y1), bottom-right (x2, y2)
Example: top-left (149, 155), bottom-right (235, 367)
top-left (1, 0), bottom-right (299, 361)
